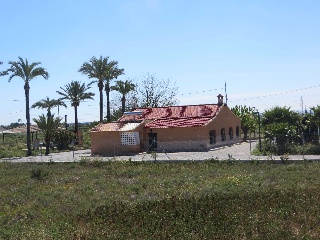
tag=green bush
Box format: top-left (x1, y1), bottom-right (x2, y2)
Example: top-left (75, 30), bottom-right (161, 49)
top-left (30, 168), bottom-right (48, 180)
top-left (255, 140), bottom-right (320, 155)
top-left (52, 130), bottom-right (74, 150)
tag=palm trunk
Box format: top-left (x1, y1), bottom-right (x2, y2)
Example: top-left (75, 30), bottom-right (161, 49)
top-left (121, 95), bottom-right (126, 114)
top-left (98, 81), bottom-right (104, 123)
top-left (74, 104), bottom-right (78, 133)
top-left (45, 138), bottom-right (50, 155)
top-left (106, 81), bottom-right (111, 122)
top-left (24, 82), bottom-right (32, 156)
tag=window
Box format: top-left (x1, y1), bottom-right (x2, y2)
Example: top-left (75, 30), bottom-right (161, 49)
top-left (229, 127), bottom-right (233, 140)
top-left (221, 128), bottom-right (226, 141)
top-left (236, 126), bottom-right (240, 138)
top-left (121, 132), bottom-right (140, 145)
top-left (209, 130), bottom-right (216, 144)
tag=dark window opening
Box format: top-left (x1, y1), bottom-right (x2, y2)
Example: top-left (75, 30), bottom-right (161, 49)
top-left (221, 128), bottom-right (226, 141)
top-left (229, 127), bottom-right (233, 140)
top-left (236, 126), bottom-right (240, 138)
top-left (209, 130), bottom-right (216, 144)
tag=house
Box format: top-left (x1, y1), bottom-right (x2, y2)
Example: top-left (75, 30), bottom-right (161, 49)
top-left (90, 95), bottom-right (241, 156)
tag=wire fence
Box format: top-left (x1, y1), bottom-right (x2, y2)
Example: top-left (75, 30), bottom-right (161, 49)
top-left (90, 132), bottom-right (320, 162)
top-left (2, 131), bottom-right (320, 162)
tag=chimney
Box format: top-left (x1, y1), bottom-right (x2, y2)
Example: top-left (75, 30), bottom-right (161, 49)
top-left (217, 94), bottom-right (224, 106)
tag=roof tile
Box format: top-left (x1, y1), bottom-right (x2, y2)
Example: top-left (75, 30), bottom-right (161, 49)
top-left (93, 104), bottom-right (221, 131)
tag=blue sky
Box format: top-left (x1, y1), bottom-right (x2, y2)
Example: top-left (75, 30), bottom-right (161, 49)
top-left (1, 0), bottom-right (320, 125)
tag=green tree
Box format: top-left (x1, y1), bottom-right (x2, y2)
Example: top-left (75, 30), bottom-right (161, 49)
top-left (32, 97), bottom-right (67, 117)
top-left (0, 57), bottom-right (49, 156)
top-left (231, 105), bottom-right (257, 139)
top-left (33, 114), bottom-right (61, 155)
top-left (56, 81), bottom-right (95, 133)
top-left (132, 73), bottom-right (179, 108)
top-left (310, 106), bottom-right (320, 143)
top-left (262, 106), bottom-right (302, 155)
top-left (104, 61), bottom-right (124, 122)
top-left (310, 106), bottom-right (320, 127)
top-left (52, 129), bottom-right (74, 150)
top-left (262, 106), bottom-right (300, 126)
top-left (79, 56), bottom-right (124, 123)
top-left (111, 80), bottom-right (135, 114)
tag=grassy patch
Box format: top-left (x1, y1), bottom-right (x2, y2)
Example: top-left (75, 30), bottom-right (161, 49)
top-left (0, 161), bottom-right (320, 239)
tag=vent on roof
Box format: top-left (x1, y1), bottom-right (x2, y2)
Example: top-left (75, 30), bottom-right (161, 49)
top-left (123, 111), bottom-right (143, 116)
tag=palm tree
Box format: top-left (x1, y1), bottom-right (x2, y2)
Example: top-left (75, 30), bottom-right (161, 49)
top-left (79, 56), bottom-right (124, 123)
top-left (33, 114), bottom-right (61, 155)
top-left (104, 62), bottom-right (124, 122)
top-left (56, 81), bottom-right (94, 133)
top-left (32, 97), bottom-right (67, 117)
top-left (111, 80), bottom-right (135, 114)
top-left (0, 57), bottom-right (49, 156)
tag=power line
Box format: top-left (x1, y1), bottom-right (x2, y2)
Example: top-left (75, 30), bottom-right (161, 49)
top-left (228, 84), bottom-right (320, 103)
top-left (179, 88), bottom-right (224, 96)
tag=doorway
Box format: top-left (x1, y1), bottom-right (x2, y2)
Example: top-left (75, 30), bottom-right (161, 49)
top-left (148, 132), bottom-right (158, 150)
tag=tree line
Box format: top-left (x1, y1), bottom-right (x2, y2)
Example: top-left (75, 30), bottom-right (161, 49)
top-left (231, 105), bottom-right (320, 155)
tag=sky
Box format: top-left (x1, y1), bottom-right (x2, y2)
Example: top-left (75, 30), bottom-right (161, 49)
top-left (0, 0), bottom-right (320, 125)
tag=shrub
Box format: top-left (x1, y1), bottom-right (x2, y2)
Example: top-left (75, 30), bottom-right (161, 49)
top-left (30, 168), bottom-right (48, 180)
top-left (52, 130), bottom-right (74, 150)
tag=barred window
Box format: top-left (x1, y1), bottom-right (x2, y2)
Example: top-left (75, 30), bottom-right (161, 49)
top-left (120, 132), bottom-right (140, 145)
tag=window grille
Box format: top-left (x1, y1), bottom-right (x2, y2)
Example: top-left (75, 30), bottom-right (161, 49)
top-left (121, 132), bottom-right (140, 145)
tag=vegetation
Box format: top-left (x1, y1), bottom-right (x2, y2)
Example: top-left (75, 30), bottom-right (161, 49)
top-left (57, 81), bottom-right (95, 133)
top-left (0, 161), bottom-right (320, 239)
top-left (79, 56), bottom-right (124, 122)
top-left (231, 105), bottom-right (257, 139)
top-left (33, 114), bottom-right (61, 155)
top-left (0, 57), bottom-right (49, 156)
top-left (131, 73), bottom-right (179, 108)
top-left (32, 97), bottom-right (67, 117)
top-left (252, 106), bottom-right (320, 155)
top-left (52, 129), bottom-right (74, 150)
top-left (111, 79), bottom-right (135, 114)
top-left (0, 132), bottom-right (47, 158)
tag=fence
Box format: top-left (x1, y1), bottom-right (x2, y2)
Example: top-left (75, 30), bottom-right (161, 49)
top-left (90, 133), bottom-right (320, 162)
top-left (2, 132), bottom-right (320, 162)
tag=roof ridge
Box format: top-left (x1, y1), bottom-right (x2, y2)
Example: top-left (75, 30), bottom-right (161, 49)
top-left (135, 103), bottom-right (219, 109)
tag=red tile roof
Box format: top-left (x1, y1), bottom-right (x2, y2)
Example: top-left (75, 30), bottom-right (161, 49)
top-left (92, 122), bottom-right (126, 132)
top-left (93, 104), bottom-right (222, 131)
top-left (119, 104), bottom-right (221, 122)
top-left (145, 117), bottom-right (213, 129)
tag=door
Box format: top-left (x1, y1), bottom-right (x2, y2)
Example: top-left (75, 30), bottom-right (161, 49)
top-left (148, 133), bottom-right (157, 150)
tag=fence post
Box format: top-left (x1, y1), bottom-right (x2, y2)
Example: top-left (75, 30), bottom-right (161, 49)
top-left (302, 132), bottom-right (305, 159)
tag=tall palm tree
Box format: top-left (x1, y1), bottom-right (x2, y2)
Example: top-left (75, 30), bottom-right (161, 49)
top-left (32, 97), bottom-right (67, 117)
top-left (0, 57), bottom-right (49, 156)
top-left (79, 56), bottom-right (124, 123)
top-left (104, 62), bottom-right (124, 122)
top-left (111, 80), bottom-right (135, 114)
top-left (33, 114), bottom-right (61, 155)
top-left (56, 81), bottom-right (95, 133)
